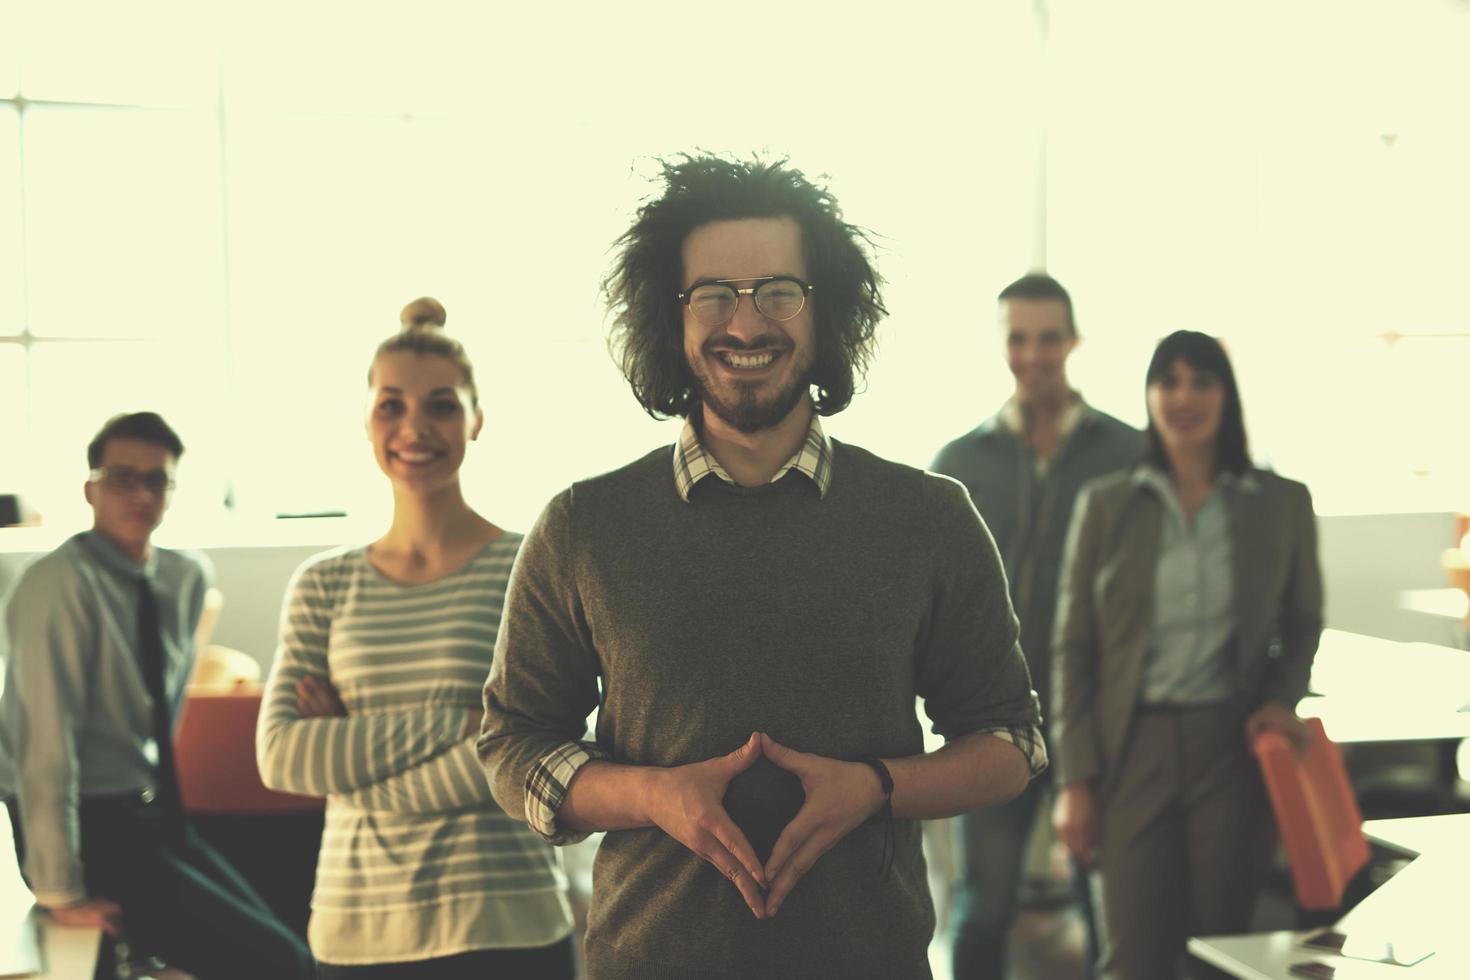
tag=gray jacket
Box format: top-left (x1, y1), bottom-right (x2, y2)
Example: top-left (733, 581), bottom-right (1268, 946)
top-left (1050, 467), bottom-right (1324, 787)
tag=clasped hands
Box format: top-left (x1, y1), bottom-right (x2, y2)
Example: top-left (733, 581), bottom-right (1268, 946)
top-left (642, 732), bottom-right (888, 920)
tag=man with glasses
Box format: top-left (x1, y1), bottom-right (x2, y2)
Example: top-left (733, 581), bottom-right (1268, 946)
top-left (0, 411), bottom-right (314, 980)
top-left (480, 156), bottom-right (1046, 978)
top-left (931, 274), bottom-right (1139, 980)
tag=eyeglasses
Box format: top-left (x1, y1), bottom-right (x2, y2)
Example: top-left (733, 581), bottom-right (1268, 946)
top-left (677, 276), bottom-right (814, 328)
top-left (88, 466), bottom-right (175, 496)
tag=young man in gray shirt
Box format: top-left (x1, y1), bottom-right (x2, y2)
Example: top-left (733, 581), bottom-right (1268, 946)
top-left (931, 275), bottom-right (1139, 980)
top-left (480, 157), bottom-right (1047, 979)
top-left (0, 412), bottom-right (313, 980)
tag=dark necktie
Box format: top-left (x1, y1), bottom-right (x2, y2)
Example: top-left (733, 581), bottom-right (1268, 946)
top-left (136, 577), bottom-right (186, 839)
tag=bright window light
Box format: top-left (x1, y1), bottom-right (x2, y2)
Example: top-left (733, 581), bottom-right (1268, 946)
top-left (0, 107), bottom-right (19, 332)
top-left (2, 0), bottom-right (1466, 534)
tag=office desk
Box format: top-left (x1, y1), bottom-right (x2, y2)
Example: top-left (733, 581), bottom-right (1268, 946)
top-left (1188, 814), bottom-right (1470, 979)
top-left (1308, 630), bottom-right (1470, 705)
top-left (1362, 813), bottom-right (1470, 856)
top-left (1397, 588), bottom-right (1469, 650)
top-left (1299, 629), bottom-right (1470, 745)
top-left (0, 905), bottom-right (101, 980)
top-left (31, 913), bottom-right (102, 980)
top-left (1297, 695), bottom-right (1470, 746)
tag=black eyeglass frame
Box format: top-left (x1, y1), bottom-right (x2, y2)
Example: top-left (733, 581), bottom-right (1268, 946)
top-left (676, 275), bottom-right (815, 326)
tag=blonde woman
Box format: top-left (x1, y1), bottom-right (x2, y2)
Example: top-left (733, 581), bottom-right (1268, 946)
top-left (257, 299), bottom-right (576, 979)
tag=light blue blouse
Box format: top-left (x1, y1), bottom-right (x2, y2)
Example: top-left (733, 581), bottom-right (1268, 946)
top-left (1134, 467), bottom-right (1255, 705)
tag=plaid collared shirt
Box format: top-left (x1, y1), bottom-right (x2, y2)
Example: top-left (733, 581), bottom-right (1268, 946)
top-left (672, 412), bottom-right (834, 501)
top-left (521, 417), bottom-right (1048, 844)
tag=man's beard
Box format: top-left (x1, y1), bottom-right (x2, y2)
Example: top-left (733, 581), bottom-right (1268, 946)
top-left (688, 343), bottom-right (813, 435)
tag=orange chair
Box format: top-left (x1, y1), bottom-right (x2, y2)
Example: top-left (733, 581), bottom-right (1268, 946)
top-left (1253, 716), bottom-right (1370, 909)
top-left (175, 688), bottom-right (323, 815)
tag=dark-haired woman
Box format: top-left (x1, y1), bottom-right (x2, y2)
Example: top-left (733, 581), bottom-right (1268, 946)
top-left (1049, 330), bottom-right (1323, 979)
top-left (257, 299), bottom-right (576, 979)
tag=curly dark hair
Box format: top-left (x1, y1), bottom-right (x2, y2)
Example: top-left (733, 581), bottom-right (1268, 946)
top-left (604, 155), bottom-right (887, 420)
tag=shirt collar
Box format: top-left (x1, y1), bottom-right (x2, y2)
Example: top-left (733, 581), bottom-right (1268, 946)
top-left (997, 392), bottom-right (1088, 440)
top-left (76, 529), bottom-right (158, 580)
top-left (673, 412), bottom-right (834, 502)
top-left (1131, 463), bottom-right (1260, 495)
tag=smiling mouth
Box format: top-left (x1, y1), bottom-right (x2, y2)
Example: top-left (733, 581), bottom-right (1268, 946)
top-left (714, 349), bottom-right (781, 370)
top-left (391, 449), bottom-right (443, 464)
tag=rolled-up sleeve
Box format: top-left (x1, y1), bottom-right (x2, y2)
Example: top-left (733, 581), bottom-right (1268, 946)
top-left (479, 489), bottom-right (605, 844)
top-left (522, 740), bottom-right (609, 843)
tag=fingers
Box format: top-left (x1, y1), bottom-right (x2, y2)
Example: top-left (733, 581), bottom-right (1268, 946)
top-left (707, 811), bottom-right (767, 891)
top-left (1246, 708), bottom-right (1313, 755)
top-left (650, 750), bottom-right (769, 917)
top-left (51, 901), bottom-right (125, 938)
top-left (1059, 819), bottom-right (1098, 869)
top-left (320, 676), bottom-right (346, 714)
top-left (763, 798), bottom-right (841, 911)
top-left (764, 817), bottom-right (839, 916)
top-left (695, 829), bottom-right (767, 918)
top-left (294, 679), bottom-right (317, 715)
top-left (295, 675), bottom-right (346, 717)
top-left (759, 731), bottom-right (807, 774)
top-left (295, 678), bottom-right (330, 717)
top-left (1058, 825), bottom-right (1082, 863)
top-left (1288, 723), bottom-right (1315, 757)
top-left (763, 805), bottom-right (810, 885)
top-left (721, 731), bottom-right (763, 776)
top-left (1063, 829), bottom-right (1093, 868)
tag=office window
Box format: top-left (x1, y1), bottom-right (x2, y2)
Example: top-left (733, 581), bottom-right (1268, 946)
top-left (3, 2), bottom-right (1040, 533)
top-left (0, 107), bottom-right (19, 334)
top-left (0, 346), bottom-right (23, 440)
top-left (24, 107), bottom-right (225, 340)
top-left (1046, 0), bottom-right (1470, 514)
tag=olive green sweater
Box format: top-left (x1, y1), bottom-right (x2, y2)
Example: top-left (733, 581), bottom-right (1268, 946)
top-left (481, 440), bottom-right (1041, 979)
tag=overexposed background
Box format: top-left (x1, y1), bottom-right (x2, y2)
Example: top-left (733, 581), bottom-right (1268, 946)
top-left (1, 0), bottom-right (1467, 541)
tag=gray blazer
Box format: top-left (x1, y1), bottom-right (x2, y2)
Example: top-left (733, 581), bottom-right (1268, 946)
top-left (1050, 467), bottom-right (1324, 787)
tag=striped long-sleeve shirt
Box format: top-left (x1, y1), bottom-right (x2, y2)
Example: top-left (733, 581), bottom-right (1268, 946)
top-left (256, 535), bottom-right (572, 966)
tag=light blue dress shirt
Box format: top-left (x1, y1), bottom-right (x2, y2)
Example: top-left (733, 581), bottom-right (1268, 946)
top-left (0, 531), bottom-right (210, 904)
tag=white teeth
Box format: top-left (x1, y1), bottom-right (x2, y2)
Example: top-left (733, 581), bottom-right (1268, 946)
top-left (720, 351), bottom-right (777, 369)
top-left (396, 451), bottom-right (436, 463)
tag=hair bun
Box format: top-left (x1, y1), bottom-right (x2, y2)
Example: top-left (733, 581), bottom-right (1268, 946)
top-left (400, 296), bottom-right (447, 332)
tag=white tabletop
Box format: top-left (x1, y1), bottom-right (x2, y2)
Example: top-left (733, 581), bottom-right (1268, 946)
top-left (1397, 588), bottom-right (1470, 622)
top-left (1363, 814), bottom-right (1470, 858)
top-left (1308, 630), bottom-right (1470, 703)
top-left (34, 918), bottom-right (101, 980)
top-left (1189, 814), bottom-right (1470, 979)
top-left (1299, 629), bottom-right (1470, 744)
top-left (1297, 694), bottom-right (1470, 745)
